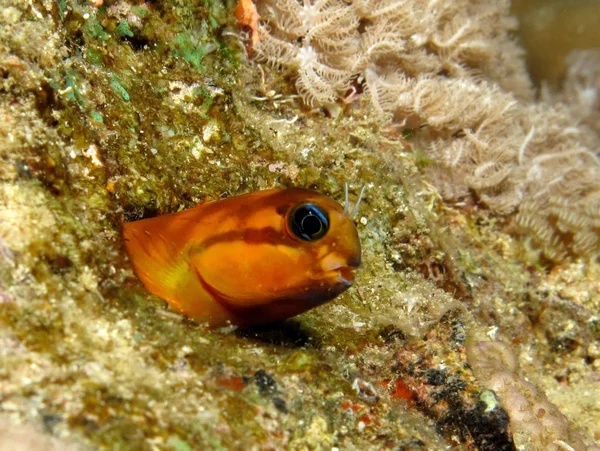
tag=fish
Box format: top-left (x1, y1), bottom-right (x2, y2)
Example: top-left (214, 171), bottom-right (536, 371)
top-left (122, 187), bottom-right (362, 326)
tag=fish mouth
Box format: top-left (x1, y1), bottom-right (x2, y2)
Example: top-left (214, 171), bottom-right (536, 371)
top-left (320, 253), bottom-right (360, 287)
top-left (340, 265), bottom-right (357, 284)
top-left (329, 265), bottom-right (358, 287)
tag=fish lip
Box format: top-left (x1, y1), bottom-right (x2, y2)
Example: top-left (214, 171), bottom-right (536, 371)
top-left (320, 253), bottom-right (360, 286)
top-left (334, 265), bottom-right (358, 286)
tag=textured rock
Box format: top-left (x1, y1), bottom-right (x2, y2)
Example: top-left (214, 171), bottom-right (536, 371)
top-left (0, 0), bottom-right (599, 449)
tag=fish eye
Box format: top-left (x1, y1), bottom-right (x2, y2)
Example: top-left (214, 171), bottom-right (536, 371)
top-left (288, 203), bottom-right (329, 242)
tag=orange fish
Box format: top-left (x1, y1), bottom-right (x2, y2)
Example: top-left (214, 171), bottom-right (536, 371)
top-left (122, 188), bottom-right (362, 326)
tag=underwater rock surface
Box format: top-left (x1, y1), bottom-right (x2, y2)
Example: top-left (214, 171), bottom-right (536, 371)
top-left (0, 0), bottom-right (599, 449)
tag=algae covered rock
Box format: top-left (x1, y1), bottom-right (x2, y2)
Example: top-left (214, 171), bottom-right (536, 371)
top-left (1, 0), bottom-right (599, 449)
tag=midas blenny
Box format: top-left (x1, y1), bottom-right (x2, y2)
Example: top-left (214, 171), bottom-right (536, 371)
top-left (122, 188), bottom-right (362, 326)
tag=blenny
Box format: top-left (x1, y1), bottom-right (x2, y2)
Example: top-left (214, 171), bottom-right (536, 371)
top-left (123, 187), bottom-right (362, 326)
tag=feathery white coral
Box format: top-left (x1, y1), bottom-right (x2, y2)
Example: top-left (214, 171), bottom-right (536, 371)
top-left (255, 0), bottom-right (358, 105)
top-left (253, 0), bottom-right (600, 261)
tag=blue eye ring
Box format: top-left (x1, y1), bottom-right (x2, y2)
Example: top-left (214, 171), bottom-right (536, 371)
top-left (288, 203), bottom-right (329, 242)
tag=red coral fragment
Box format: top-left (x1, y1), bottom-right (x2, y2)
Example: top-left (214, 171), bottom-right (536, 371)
top-left (389, 378), bottom-right (414, 406)
top-left (235, 0), bottom-right (260, 52)
top-left (341, 401), bottom-right (364, 412)
top-left (217, 376), bottom-right (246, 391)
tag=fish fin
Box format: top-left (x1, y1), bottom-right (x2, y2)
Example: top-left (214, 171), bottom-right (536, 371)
top-left (123, 221), bottom-right (233, 323)
top-left (123, 221), bottom-right (187, 304)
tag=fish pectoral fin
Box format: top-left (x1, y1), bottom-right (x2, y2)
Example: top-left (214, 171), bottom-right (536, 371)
top-left (124, 224), bottom-right (187, 301)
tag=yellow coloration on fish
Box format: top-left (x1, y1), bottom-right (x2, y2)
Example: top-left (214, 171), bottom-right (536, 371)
top-left (122, 188), bottom-right (361, 326)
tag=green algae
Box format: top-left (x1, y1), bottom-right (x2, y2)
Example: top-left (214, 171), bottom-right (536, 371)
top-left (168, 436), bottom-right (194, 451)
top-left (171, 31), bottom-right (209, 72)
top-left (83, 16), bottom-right (110, 42)
top-left (115, 19), bottom-right (134, 39)
top-left (89, 109), bottom-right (104, 125)
top-left (57, 0), bottom-right (67, 21)
top-left (109, 75), bottom-right (130, 101)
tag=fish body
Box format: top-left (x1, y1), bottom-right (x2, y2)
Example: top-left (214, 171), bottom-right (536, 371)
top-left (122, 188), bottom-right (361, 326)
